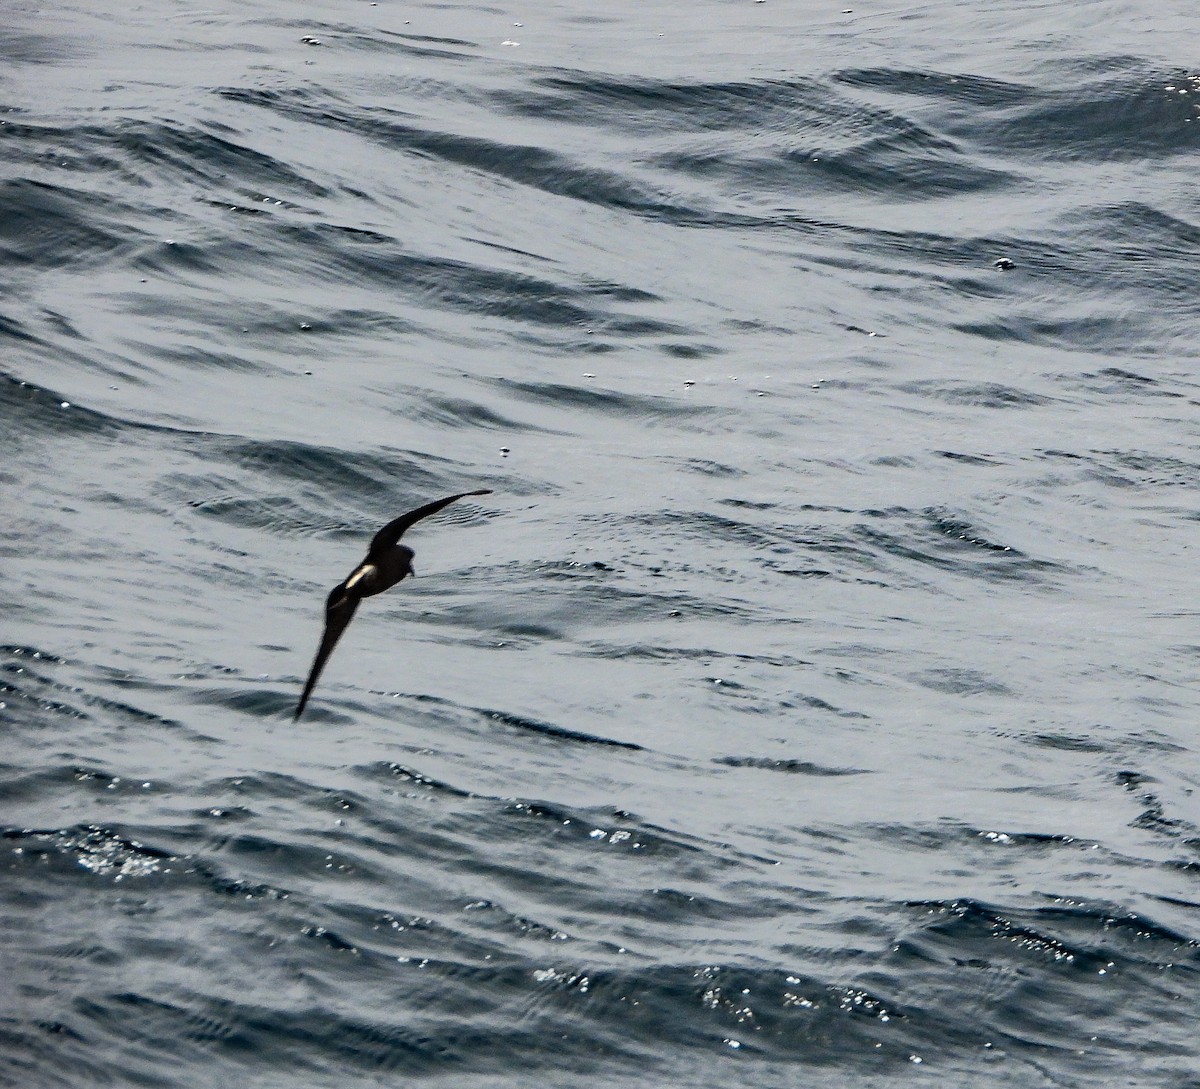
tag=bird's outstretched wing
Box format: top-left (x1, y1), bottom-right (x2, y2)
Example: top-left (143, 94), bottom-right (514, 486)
top-left (367, 489), bottom-right (491, 559)
top-left (294, 594), bottom-right (361, 721)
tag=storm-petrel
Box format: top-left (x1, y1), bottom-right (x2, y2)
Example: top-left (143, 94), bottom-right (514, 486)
top-left (294, 489), bottom-right (491, 721)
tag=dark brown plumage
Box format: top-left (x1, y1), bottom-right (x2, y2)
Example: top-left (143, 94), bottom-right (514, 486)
top-left (294, 489), bottom-right (491, 721)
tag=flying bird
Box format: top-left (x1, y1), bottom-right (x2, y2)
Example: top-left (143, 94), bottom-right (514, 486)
top-left (294, 489), bottom-right (491, 721)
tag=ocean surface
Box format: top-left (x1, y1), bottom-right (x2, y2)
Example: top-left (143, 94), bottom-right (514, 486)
top-left (3, 0), bottom-right (1199, 1085)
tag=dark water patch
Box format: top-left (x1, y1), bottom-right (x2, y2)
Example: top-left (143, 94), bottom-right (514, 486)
top-left (39, 306), bottom-right (88, 341)
top-left (0, 115), bottom-right (136, 184)
top-left (487, 378), bottom-right (715, 422)
top-left (0, 29), bottom-right (83, 65)
top-left (720, 498), bottom-right (790, 512)
top-left (2, 113), bottom-right (367, 283)
top-left (392, 392), bottom-right (564, 434)
top-left (455, 897), bottom-right (574, 945)
top-left (194, 303), bottom-right (421, 344)
top-left (1, 653), bottom-right (189, 732)
top-left (497, 800), bottom-right (704, 860)
top-left (714, 756), bottom-right (869, 777)
top-left (778, 694), bottom-right (869, 719)
top-left (614, 881), bottom-right (827, 934)
top-left (513, 74), bottom-right (836, 134)
top-left (66, 990), bottom-right (347, 1084)
top-left (0, 764), bottom-right (51, 807)
top-left (652, 123), bottom-right (1012, 203)
top-left (1088, 449), bottom-right (1199, 492)
top-left (41, 688), bottom-right (188, 734)
top-left (311, 906), bottom-right (507, 969)
top-left (703, 675), bottom-right (747, 692)
top-left (65, 978), bottom-right (649, 1082)
top-left (488, 563), bottom-right (760, 630)
top-left (3, 824), bottom-right (174, 882)
top-left (794, 218), bottom-right (1003, 280)
top-left (108, 117), bottom-right (333, 199)
top-left (838, 62), bottom-right (1198, 163)
top-left (0, 372), bottom-right (122, 441)
top-left (659, 340), bottom-right (723, 359)
top-left (201, 770), bottom-right (353, 808)
top-left (786, 127), bottom-right (1013, 201)
top-left (681, 458), bottom-right (746, 478)
top-left (1035, 446), bottom-right (1200, 496)
top-left (899, 379), bottom-right (1052, 408)
top-left (269, 221), bottom-right (668, 332)
top-left (993, 69), bottom-right (1199, 163)
top-left (310, 688), bottom-right (642, 751)
top-left (2, 777), bottom-right (1192, 1089)
top-left (300, 922), bottom-right (360, 954)
top-left (513, 69), bottom-right (1013, 199)
top-left (218, 86), bottom-right (716, 227)
top-left (520, 558), bottom-right (620, 583)
top-left (130, 236), bottom-right (222, 277)
top-left (352, 761), bottom-right (475, 800)
top-left (628, 507), bottom-right (811, 552)
top-left (185, 493), bottom-right (318, 537)
top-left (903, 898), bottom-right (1200, 995)
top-left (798, 205), bottom-right (1193, 363)
top-left (0, 312), bottom-right (40, 344)
top-left (217, 437), bottom-right (445, 491)
top-left (45, 765), bottom-right (153, 800)
top-left (854, 506), bottom-right (1064, 585)
top-left (760, 559), bottom-right (834, 579)
top-left (880, 898), bottom-right (1199, 1081)
top-left (188, 802), bottom-right (256, 825)
top-left (280, 21), bottom-right (479, 58)
top-left (187, 826), bottom-right (389, 888)
top-left (966, 827), bottom-right (1097, 853)
top-left (935, 450), bottom-right (1005, 466)
top-left (1074, 366), bottom-right (1178, 399)
top-left (0, 178), bottom-right (144, 269)
top-left (148, 343), bottom-right (277, 376)
top-left (233, 807), bottom-right (777, 968)
top-left (0, 669), bottom-right (91, 726)
top-left (1063, 202), bottom-right (1200, 290)
top-left (578, 642), bottom-right (810, 670)
top-left (1, 368), bottom-right (230, 451)
top-left (0, 763), bottom-right (128, 807)
top-left (692, 677), bottom-right (782, 718)
top-left (1018, 731), bottom-right (1109, 754)
top-left (204, 196), bottom-right (279, 219)
top-left (497, 961), bottom-right (928, 1069)
top-left (157, 847), bottom-right (293, 903)
top-left (954, 304), bottom-right (1181, 356)
top-left (948, 203), bottom-right (1199, 356)
top-left (835, 68), bottom-right (1033, 109)
top-left (267, 690), bottom-right (371, 726)
top-left (1114, 770), bottom-right (1192, 840)
top-left (908, 667), bottom-right (1014, 698)
top-left (494, 801), bottom-right (783, 871)
top-left (476, 708), bottom-right (643, 751)
top-left (0, 644), bottom-right (68, 665)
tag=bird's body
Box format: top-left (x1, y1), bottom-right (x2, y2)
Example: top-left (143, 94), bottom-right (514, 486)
top-left (293, 489), bottom-right (490, 721)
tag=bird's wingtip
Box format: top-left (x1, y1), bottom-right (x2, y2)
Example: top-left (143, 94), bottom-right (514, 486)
top-left (470, 488), bottom-right (492, 496)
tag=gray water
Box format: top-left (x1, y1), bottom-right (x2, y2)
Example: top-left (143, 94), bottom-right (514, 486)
top-left (3, 1), bottom-right (1199, 1086)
